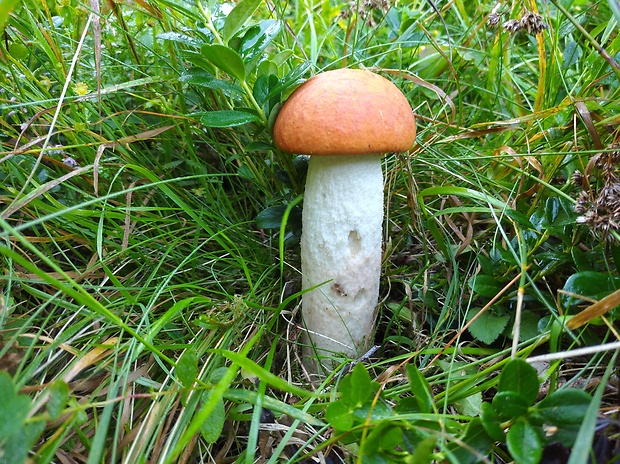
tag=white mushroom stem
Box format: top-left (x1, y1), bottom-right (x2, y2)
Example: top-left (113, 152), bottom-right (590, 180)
top-left (301, 154), bottom-right (383, 369)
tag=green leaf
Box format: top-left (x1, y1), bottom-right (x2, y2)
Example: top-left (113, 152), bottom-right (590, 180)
top-left (352, 401), bottom-right (392, 423)
top-left (255, 204), bottom-right (301, 229)
top-left (449, 418), bottom-right (494, 464)
top-left (200, 110), bottom-right (260, 128)
top-left (2, 420), bottom-right (45, 464)
top-left (0, 372), bottom-right (44, 464)
top-left (177, 350), bottom-right (198, 388)
top-left (610, 0), bottom-right (620, 24)
top-left (47, 380), bottom-right (70, 420)
top-left (215, 349), bottom-right (313, 398)
top-left (454, 391), bottom-right (483, 416)
top-left (408, 435), bottom-right (437, 464)
top-left (417, 186), bottom-right (533, 229)
top-left (534, 389), bottom-right (591, 426)
top-left (466, 308), bottom-right (510, 344)
top-left (0, 373), bottom-right (29, 439)
top-left (222, 0), bottom-right (262, 43)
top-left (562, 41), bottom-right (583, 70)
top-left (480, 402), bottom-right (506, 442)
top-left (405, 364), bottom-right (433, 414)
top-left (0, 0), bottom-right (19, 31)
top-left (468, 274), bottom-right (502, 297)
top-left (200, 391), bottom-right (226, 443)
top-left (498, 358), bottom-right (539, 405)
top-left (492, 391), bottom-right (530, 420)
top-left (257, 59), bottom-right (278, 78)
top-left (179, 70), bottom-right (244, 96)
top-left (325, 401), bottom-right (354, 432)
top-left (157, 31), bottom-right (204, 47)
top-left (181, 50), bottom-right (217, 73)
top-left (238, 19), bottom-right (282, 63)
top-left (264, 60), bottom-right (312, 101)
top-left (201, 44), bottom-right (246, 81)
top-left (348, 363), bottom-right (372, 407)
top-left (506, 420), bottom-right (543, 464)
top-left (561, 271), bottom-right (620, 309)
top-left (361, 421), bottom-right (404, 453)
top-left (253, 73), bottom-right (280, 108)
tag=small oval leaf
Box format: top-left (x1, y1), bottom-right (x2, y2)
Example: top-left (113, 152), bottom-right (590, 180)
top-left (177, 350), bottom-right (198, 388)
top-left (498, 358), bottom-right (540, 405)
top-left (222, 0), bottom-right (262, 43)
top-left (506, 420), bottom-right (543, 464)
top-left (201, 44), bottom-right (246, 82)
top-left (492, 391), bottom-right (530, 420)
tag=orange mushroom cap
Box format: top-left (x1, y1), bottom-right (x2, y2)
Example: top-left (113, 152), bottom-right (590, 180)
top-left (273, 68), bottom-right (416, 156)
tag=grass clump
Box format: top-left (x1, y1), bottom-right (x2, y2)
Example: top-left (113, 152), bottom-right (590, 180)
top-left (1, 0), bottom-right (619, 462)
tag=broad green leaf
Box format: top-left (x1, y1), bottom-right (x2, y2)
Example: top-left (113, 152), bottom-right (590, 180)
top-left (0, 372), bottom-right (46, 463)
top-left (325, 400), bottom-right (355, 432)
top-left (256, 205), bottom-right (301, 229)
top-left (506, 420), bottom-right (543, 464)
top-left (0, 372), bottom-right (30, 439)
top-left (352, 401), bottom-right (392, 423)
top-left (468, 274), bottom-right (502, 297)
top-left (405, 364), bottom-right (433, 414)
top-left (498, 358), bottom-right (539, 405)
top-left (238, 19), bottom-right (282, 62)
top-left (466, 308), bottom-right (510, 344)
top-left (47, 380), bottom-right (70, 420)
top-left (561, 271), bottom-right (620, 309)
top-left (201, 44), bottom-right (246, 81)
top-left (9, 42), bottom-right (28, 59)
top-left (361, 421), bottom-right (404, 453)
top-left (177, 350), bottom-right (198, 388)
top-left (257, 59), bottom-right (278, 78)
top-left (480, 401), bottom-right (506, 442)
top-left (2, 420), bottom-right (45, 464)
top-left (222, 0), bottom-right (262, 43)
top-left (394, 396), bottom-right (423, 414)
top-left (534, 389), bottom-right (591, 426)
top-left (492, 391), bottom-right (530, 420)
top-left (349, 363), bottom-right (372, 407)
top-left (256, 205), bottom-right (286, 229)
top-left (200, 110), bottom-right (260, 128)
top-left (253, 73), bottom-right (280, 108)
top-left (454, 390), bottom-right (482, 416)
top-left (209, 367), bottom-right (229, 384)
top-left (200, 391), bottom-right (226, 443)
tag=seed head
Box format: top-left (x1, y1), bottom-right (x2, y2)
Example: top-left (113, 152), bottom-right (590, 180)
top-left (520, 12), bottom-right (549, 35)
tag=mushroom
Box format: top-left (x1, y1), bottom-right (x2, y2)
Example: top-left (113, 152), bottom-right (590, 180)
top-left (273, 68), bottom-right (416, 372)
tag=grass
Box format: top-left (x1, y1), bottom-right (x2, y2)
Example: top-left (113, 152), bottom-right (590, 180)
top-left (1, 0), bottom-right (619, 462)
